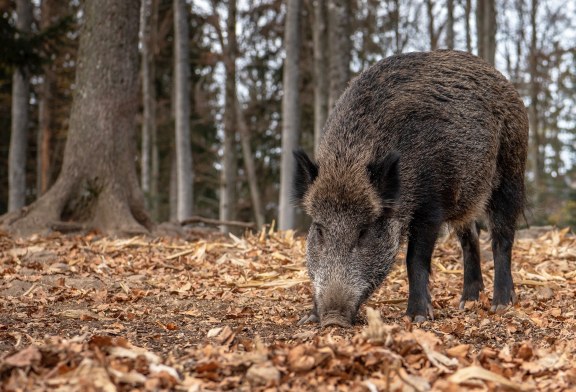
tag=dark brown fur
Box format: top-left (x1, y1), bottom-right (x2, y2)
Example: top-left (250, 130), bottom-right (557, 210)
top-left (295, 50), bottom-right (528, 327)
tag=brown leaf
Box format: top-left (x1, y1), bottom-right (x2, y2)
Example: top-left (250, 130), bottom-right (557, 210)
top-left (4, 345), bottom-right (41, 367)
top-left (445, 344), bottom-right (469, 358)
top-left (195, 361), bottom-right (220, 373)
top-left (448, 366), bottom-right (523, 390)
top-left (288, 345), bottom-right (317, 372)
top-left (517, 342), bottom-right (533, 360)
top-left (246, 363), bottom-right (280, 386)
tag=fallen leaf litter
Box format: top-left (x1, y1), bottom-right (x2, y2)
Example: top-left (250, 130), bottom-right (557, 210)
top-left (0, 226), bottom-right (575, 390)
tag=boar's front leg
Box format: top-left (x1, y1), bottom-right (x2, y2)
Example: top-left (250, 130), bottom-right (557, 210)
top-left (406, 220), bottom-right (441, 322)
top-left (457, 221), bottom-right (484, 308)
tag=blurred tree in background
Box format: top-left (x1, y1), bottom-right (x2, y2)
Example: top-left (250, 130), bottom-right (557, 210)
top-left (0, 0), bottom-right (575, 234)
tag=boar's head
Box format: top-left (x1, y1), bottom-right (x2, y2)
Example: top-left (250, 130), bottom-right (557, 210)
top-left (293, 149), bottom-right (402, 327)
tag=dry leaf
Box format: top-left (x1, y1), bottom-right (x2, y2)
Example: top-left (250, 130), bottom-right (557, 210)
top-left (246, 363), bottom-right (280, 385)
top-left (4, 345), bottom-right (41, 367)
top-left (448, 365), bottom-right (523, 390)
top-left (446, 344), bottom-right (469, 358)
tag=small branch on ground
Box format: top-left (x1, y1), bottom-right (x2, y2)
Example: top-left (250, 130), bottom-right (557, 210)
top-left (180, 216), bottom-right (256, 229)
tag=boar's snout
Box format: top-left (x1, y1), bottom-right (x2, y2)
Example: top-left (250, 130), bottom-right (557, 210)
top-left (316, 281), bottom-right (364, 328)
top-left (321, 312), bottom-right (353, 328)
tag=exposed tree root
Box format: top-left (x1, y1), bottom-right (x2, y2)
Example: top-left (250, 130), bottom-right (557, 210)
top-left (1, 176), bottom-right (153, 238)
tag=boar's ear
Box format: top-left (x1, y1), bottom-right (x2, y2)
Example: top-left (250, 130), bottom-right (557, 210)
top-left (293, 149), bottom-right (319, 203)
top-left (367, 151), bottom-right (400, 213)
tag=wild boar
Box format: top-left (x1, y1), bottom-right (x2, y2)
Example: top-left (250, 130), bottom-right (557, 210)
top-left (294, 50), bottom-right (528, 327)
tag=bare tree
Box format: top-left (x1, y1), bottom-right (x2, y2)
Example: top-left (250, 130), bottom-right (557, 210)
top-left (2, 0), bottom-right (153, 236)
top-left (236, 98), bottom-right (265, 229)
top-left (173, 0), bottom-right (194, 221)
top-left (220, 0), bottom-right (238, 233)
top-left (446, 0), bottom-right (455, 49)
top-left (476, 0), bottom-right (497, 64)
top-left (150, 0), bottom-right (160, 220)
top-left (465, 0), bottom-right (472, 52)
top-left (426, 0), bottom-right (437, 50)
top-left (37, 0), bottom-right (58, 197)
top-left (328, 0), bottom-right (351, 111)
top-left (528, 0), bottom-right (542, 203)
top-left (139, 0), bottom-right (159, 218)
top-left (392, 0), bottom-right (402, 54)
top-left (278, 0), bottom-right (301, 230)
top-left (313, 0), bottom-right (329, 154)
top-left (8, 0), bottom-right (33, 212)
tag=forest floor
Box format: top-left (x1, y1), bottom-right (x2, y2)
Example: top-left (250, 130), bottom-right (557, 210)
top-left (0, 225), bottom-right (575, 391)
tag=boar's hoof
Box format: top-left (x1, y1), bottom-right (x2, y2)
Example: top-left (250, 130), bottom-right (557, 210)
top-left (490, 291), bottom-right (517, 313)
top-left (321, 313), bottom-right (352, 328)
top-left (408, 302), bottom-right (434, 323)
top-left (413, 315), bottom-right (427, 323)
top-left (297, 312), bottom-right (320, 325)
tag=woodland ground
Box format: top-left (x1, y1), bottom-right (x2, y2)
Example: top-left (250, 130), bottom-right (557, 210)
top-left (0, 226), bottom-right (575, 391)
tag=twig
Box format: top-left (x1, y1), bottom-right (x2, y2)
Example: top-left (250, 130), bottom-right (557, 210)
top-left (180, 216), bottom-right (255, 229)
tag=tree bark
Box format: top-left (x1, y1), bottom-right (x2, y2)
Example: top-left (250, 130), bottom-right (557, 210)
top-left (476, 0), bottom-right (496, 65)
top-left (220, 0), bottom-right (238, 234)
top-left (465, 0), bottom-right (472, 52)
top-left (278, 0), bottom-right (301, 230)
top-left (150, 0), bottom-right (160, 220)
top-left (8, 0), bottom-right (33, 212)
top-left (2, 0), bottom-right (153, 237)
top-left (313, 0), bottom-right (328, 154)
top-left (140, 0), bottom-right (160, 219)
top-left (170, 152), bottom-right (178, 222)
top-left (528, 0), bottom-right (542, 205)
top-left (327, 0), bottom-right (351, 112)
top-left (446, 0), bottom-right (454, 49)
top-left (140, 0), bottom-right (151, 201)
top-left (426, 0), bottom-right (437, 50)
top-left (38, 0), bottom-right (58, 197)
top-left (173, 0), bottom-right (194, 221)
top-left (236, 97), bottom-right (265, 229)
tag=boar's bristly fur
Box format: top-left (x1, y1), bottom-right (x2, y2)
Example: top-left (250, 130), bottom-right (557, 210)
top-left (295, 50), bottom-right (528, 327)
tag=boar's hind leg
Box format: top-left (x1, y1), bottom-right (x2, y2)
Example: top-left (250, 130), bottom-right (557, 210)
top-left (457, 222), bottom-right (484, 309)
top-left (487, 182), bottom-right (522, 312)
top-left (406, 221), bottom-right (441, 322)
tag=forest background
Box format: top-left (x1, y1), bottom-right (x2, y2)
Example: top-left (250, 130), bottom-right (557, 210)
top-left (0, 0), bottom-right (575, 235)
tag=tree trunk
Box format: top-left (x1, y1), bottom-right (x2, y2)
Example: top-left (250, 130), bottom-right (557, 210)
top-left (38, 0), bottom-right (58, 197)
top-left (313, 0), bottom-right (328, 154)
top-left (528, 0), bottom-right (542, 205)
top-left (173, 0), bottom-right (194, 221)
top-left (170, 152), bottom-right (178, 222)
top-left (278, 0), bottom-right (301, 230)
top-left (236, 97), bottom-right (265, 229)
top-left (2, 0), bottom-right (153, 237)
top-left (446, 0), bottom-right (454, 49)
top-left (220, 0), bottom-right (238, 234)
top-left (327, 0), bottom-right (351, 112)
top-left (426, 0), bottom-right (437, 50)
top-left (140, 0), bottom-right (151, 202)
top-left (476, 0), bottom-right (496, 65)
top-left (140, 0), bottom-right (160, 219)
top-left (150, 0), bottom-right (160, 220)
top-left (465, 0), bottom-right (472, 52)
top-left (393, 0), bottom-right (401, 54)
top-left (8, 0), bottom-right (33, 212)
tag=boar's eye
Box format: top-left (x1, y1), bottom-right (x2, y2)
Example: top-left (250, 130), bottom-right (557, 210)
top-left (313, 223), bottom-right (325, 240)
top-left (356, 226), bottom-right (370, 247)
